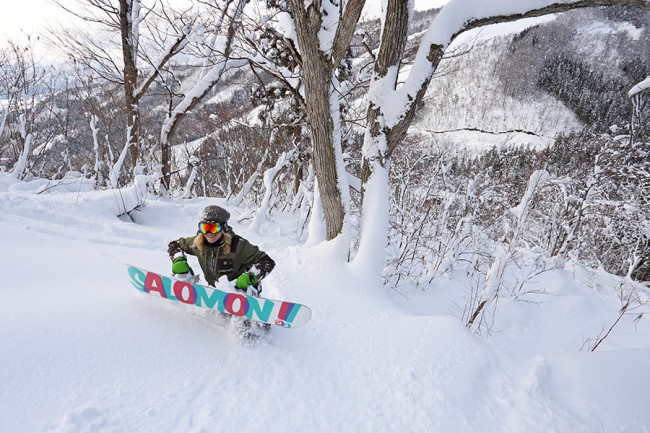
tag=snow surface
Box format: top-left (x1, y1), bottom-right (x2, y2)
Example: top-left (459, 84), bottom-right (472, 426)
top-left (2, 172), bottom-right (650, 433)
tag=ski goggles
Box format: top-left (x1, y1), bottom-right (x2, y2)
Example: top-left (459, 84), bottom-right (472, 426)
top-left (198, 221), bottom-right (223, 234)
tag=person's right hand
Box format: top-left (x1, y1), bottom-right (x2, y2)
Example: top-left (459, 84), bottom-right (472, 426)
top-left (172, 256), bottom-right (192, 275)
top-left (167, 241), bottom-right (182, 258)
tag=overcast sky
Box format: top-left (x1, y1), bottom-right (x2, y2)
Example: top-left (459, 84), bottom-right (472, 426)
top-left (0, 0), bottom-right (450, 48)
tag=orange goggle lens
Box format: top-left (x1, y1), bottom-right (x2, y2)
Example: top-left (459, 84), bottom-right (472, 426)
top-left (199, 221), bottom-right (222, 234)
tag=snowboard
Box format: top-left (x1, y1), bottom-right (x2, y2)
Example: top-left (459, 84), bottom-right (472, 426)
top-left (126, 264), bottom-right (311, 329)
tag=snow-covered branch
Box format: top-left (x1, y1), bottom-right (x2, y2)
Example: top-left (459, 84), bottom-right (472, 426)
top-left (629, 75), bottom-right (650, 98)
top-left (134, 24), bottom-right (196, 100)
top-left (162, 0), bottom-right (245, 124)
top-left (10, 114), bottom-right (32, 180)
top-left (0, 105), bottom-right (7, 140)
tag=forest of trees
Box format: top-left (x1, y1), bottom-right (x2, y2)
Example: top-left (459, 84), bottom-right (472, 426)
top-left (1, 0), bottom-right (649, 332)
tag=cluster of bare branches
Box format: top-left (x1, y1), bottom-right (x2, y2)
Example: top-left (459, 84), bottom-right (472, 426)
top-left (384, 126), bottom-right (649, 339)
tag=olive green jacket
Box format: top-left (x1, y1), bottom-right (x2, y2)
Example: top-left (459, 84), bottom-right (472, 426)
top-left (176, 230), bottom-right (274, 287)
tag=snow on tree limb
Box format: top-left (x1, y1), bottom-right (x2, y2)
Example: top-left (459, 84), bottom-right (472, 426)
top-left (10, 114), bottom-right (32, 180)
top-left (629, 76), bottom-right (650, 97)
top-left (0, 105), bottom-right (7, 140)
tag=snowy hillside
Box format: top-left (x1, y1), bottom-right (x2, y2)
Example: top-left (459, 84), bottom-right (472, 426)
top-left (414, 17), bottom-right (581, 151)
top-left (413, 9), bottom-right (649, 152)
top-left (2, 173), bottom-right (650, 433)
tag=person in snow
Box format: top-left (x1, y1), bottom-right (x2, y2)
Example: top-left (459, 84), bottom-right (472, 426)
top-left (166, 205), bottom-right (275, 296)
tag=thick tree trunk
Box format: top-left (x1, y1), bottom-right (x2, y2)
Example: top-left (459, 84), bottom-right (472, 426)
top-left (304, 73), bottom-right (345, 241)
top-left (288, 0), bottom-right (346, 241)
top-left (119, 0), bottom-right (140, 167)
top-left (354, 0), bottom-right (411, 274)
top-left (353, 135), bottom-right (390, 279)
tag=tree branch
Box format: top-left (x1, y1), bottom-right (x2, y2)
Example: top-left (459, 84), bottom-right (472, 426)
top-left (331, 0), bottom-right (366, 66)
top-left (451, 0), bottom-right (650, 42)
top-left (135, 27), bottom-right (192, 100)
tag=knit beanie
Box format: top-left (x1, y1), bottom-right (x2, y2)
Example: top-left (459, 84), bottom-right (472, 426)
top-left (198, 205), bottom-right (230, 223)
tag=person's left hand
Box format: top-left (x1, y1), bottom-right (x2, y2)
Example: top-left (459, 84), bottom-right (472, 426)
top-left (235, 272), bottom-right (259, 289)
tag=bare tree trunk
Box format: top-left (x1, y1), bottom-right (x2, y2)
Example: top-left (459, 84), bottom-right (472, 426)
top-left (306, 77), bottom-right (345, 241)
top-left (119, 0), bottom-right (140, 166)
top-left (287, 0), bottom-right (347, 241)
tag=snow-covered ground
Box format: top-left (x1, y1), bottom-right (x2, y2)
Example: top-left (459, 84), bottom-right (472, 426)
top-left (2, 172), bottom-right (650, 433)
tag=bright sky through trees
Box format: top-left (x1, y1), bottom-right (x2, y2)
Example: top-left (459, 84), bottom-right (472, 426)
top-left (0, 0), bottom-right (450, 48)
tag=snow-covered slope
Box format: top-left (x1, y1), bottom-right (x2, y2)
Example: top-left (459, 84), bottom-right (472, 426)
top-left (414, 17), bottom-right (581, 152)
top-left (1, 173), bottom-right (650, 433)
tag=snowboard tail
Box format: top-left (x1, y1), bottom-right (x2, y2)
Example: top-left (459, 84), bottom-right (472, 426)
top-left (127, 265), bottom-right (311, 329)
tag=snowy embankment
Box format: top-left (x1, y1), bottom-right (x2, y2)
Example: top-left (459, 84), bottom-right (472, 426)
top-left (1, 173), bottom-right (650, 433)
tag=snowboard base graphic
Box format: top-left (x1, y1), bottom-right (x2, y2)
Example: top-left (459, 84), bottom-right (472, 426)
top-left (127, 265), bottom-right (311, 329)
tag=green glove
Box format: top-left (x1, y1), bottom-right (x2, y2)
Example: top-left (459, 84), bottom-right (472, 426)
top-left (235, 272), bottom-right (259, 289)
top-left (172, 256), bottom-right (193, 275)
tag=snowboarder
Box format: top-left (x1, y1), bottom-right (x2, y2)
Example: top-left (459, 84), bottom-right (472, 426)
top-left (166, 205), bottom-right (275, 296)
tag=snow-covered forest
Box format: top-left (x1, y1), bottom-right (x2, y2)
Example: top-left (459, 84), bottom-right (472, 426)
top-left (1, 1), bottom-right (650, 432)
